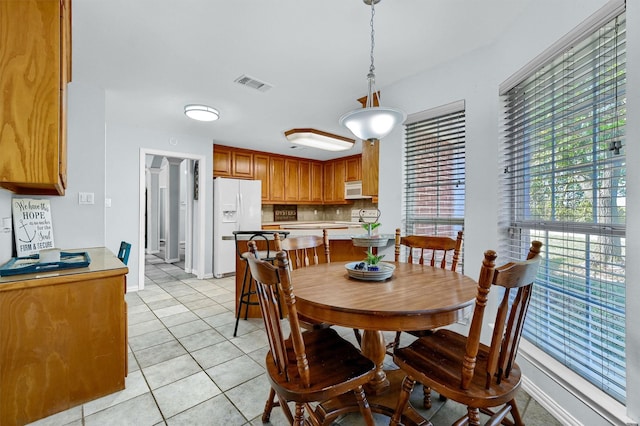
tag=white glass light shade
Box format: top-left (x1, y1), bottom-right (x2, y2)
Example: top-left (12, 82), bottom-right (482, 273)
top-left (184, 104), bottom-right (219, 122)
top-left (339, 106), bottom-right (407, 141)
top-left (284, 129), bottom-right (355, 151)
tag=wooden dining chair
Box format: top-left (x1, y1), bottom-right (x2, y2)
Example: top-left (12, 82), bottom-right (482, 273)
top-left (391, 228), bottom-right (465, 407)
top-left (354, 229), bottom-right (463, 351)
top-left (244, 241), bottom-right (376, 426)
top-left (277, 229), bottom-right (330, 270)
top-left (389, 241), bottom-right (542, 426)
top-left (276, 230), bottom-right (331, 330)
top-left (394, 228), bottom-right (463, 270)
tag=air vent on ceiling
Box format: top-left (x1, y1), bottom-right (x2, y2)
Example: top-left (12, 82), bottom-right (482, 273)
top-left (234, 74), bottom-right (273, 92)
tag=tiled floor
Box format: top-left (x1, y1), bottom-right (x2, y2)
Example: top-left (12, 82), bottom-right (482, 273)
top-left (28, 254), bottom-right (562, 426)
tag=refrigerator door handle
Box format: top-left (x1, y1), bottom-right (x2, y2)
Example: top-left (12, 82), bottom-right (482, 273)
top-left (237, 193), bottom-right (242, 231)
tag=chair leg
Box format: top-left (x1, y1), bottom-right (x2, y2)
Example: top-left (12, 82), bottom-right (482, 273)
top-left (262, 388), bottom-right (276, 423)
top-left (507, 399), bottom-right (525, 426)
top-left (353, 385), bottom-right (375, 426)
top-left (294, 402), bottom-right (306, 426)
top-left (276, 392), bottom-right (294, 425)
top-left (390, 375), bottom-right (416, 426)
top-left (422, 384), bottom-right (432, 409)
top-left (353, 328), bottom-right (362, 346)
top-left (467, 406), bottom-right (481, 426)
top-left (233, 262), bottom-right (251, 337)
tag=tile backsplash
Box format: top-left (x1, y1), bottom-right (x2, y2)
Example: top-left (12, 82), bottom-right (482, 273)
top-left (262, 200), bottom-right (376, 223)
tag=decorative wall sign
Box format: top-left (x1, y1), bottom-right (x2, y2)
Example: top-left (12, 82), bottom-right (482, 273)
top-left (12, 198), bottom-right (55, 257)
top-left (273, 204), bottom-right (297, 222)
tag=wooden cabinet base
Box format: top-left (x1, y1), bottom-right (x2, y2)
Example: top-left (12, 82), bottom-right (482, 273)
top-left (0, 248), bottom-right (128, 426)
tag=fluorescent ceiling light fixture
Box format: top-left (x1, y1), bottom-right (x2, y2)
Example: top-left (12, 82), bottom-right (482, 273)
top-left (184, 104), bottom-right (219, 122)
top-left (339, 0), bottom-right (406, 141)
top-left (284, 128), bottom-right (355, 151)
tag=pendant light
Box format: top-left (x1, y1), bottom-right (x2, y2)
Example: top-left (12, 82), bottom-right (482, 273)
top-left (339, 0), bottom-right (406, 142)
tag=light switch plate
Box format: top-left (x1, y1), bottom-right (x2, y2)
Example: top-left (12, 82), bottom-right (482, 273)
top-left (79, 192), bottom-right (95, 205)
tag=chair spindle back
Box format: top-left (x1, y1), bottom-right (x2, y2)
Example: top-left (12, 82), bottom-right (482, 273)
top-left (394, 228), bottom-right (463, 271)
top-left (462, 241), bottom-right (542, 390)
top-left (245, 241), bottom-right (310, 386)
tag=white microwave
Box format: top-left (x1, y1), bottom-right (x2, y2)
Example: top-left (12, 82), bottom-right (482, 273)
top-left (344, 181), bottom-right (372, 199)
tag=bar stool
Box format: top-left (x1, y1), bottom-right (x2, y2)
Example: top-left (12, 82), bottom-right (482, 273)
top-left (233, 230), bottom-right (289, 337)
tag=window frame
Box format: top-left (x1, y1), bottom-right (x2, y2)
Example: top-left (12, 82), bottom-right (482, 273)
top-left (500, 4), bottom-right (627, 406)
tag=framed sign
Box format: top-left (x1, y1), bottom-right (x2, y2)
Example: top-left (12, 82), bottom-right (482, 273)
top-left (12, 198), bottom-right (55, 257)
top-left (274, 204), bottom-right (297, 222)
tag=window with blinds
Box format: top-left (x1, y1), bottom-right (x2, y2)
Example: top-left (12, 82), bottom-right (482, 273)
top-left (404, 104), bottom-right (465, 269)
top-left (501, 11), bottom-right (626, 403)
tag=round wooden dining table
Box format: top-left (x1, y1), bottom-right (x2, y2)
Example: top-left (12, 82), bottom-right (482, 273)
top-left (291, 261), bottom-right (479, 425)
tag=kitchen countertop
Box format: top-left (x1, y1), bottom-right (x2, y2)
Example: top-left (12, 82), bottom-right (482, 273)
top-left (221, 221), bottom-right (393, 242)
top-left (261, 221), bottom-right (363, 230)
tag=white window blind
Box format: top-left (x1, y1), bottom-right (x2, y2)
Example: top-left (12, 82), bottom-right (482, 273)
top-left (404, 107), bottom-right (465, 269)
top-left (501, 11), bottom-right (626, 403)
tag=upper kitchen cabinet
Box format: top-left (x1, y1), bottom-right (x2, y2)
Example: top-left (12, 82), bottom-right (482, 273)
top-left (297, 160), bottom-right (311, 202)
top-left (269, 157), bottom-right (285, 202)
top-left (0, 0), bottom-right (72, 195)
top-left (213, 144), bottom-right (358, 205)
top-left (323, 158), bottom-right (350, 204)
top-left (284, 158), bottom-right (299, 202)
top-left (253, 154), bottom-right (270, 201)
top-left (345, 155), bottom-right (362, 182)
top-left (232, 151), bottom-right (253, 178)
top-left (213, 145), bottom-right (233, 177)
top-left (310, 161), bottom-right (323, 203)
top-left (362, 140), bottom-right (379, 198)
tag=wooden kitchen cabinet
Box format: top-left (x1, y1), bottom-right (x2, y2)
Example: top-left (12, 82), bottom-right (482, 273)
top-left (253, 154), bottom-right (270, 201)
top-left (323, 162), bottom-right (335, 203)
top-left (0, 248), bottom-right (128, 426)
top-left (284, 158), bottom-right (299, 201)
top-left (345, 155), bottom-right (362, 182)
top-left (298, 160), bottom-right (311, 202)
top-left (269, 157), bottom-right (286, 202)
top-left (213, 145), bottom-right (233, 177)
top-left (232, 151), bottom-right (253, 178)
top-left (333, 159), bottom-right (346, 202)
top-left (0, 0), bottom-right (72, 195)
top-left (213, 144), bottom-right (360, 205)
top-left (311, 161), bottom-right (324, 202)
top-left (362, 140), bottom-right (379, 197)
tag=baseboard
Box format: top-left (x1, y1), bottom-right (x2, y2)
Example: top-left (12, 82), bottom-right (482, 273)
top-left (521, 375), bottom-right (582, 426)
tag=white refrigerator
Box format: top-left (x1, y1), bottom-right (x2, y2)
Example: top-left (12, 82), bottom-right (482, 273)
top-left (213, 178), bottom-right (262, 278)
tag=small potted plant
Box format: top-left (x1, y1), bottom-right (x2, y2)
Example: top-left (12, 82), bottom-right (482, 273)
top-left (364, 249), bottom-right (385, 271)
top-left (362, 221), bottom-right (381, 237)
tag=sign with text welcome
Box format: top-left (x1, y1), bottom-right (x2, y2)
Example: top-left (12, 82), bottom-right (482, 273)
top-left (12, 198), bottom-right (55, 257)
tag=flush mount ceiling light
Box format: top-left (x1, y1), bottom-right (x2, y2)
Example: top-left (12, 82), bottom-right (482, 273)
top-left (339, 0), bottom-right (406, 142)
top-left (284, 128), bottom-right (355, 151)
top-left (184, 104), bottom-right (219, 122)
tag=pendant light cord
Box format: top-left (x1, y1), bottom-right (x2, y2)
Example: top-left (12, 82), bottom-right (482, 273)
top-left (367, 0), bottom-right (376, 108)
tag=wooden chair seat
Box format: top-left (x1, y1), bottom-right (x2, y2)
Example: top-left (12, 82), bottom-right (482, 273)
top-left (265, 327), bottom-right (375, 403)
top-left (390, 241), bottom-right (542, 426)
top-left (393, 330), bottom-right (522, 408)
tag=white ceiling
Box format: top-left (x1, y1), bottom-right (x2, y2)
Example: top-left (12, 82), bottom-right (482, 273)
top-left (72, 0), bottom-right (533, 161)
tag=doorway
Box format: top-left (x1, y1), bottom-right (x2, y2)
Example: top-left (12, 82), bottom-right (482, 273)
top-left (138, 149), bottom-right (206, 290)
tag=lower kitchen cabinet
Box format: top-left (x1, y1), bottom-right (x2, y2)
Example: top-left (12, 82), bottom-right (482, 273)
top-left (0, 248), bottom-right (128, 426)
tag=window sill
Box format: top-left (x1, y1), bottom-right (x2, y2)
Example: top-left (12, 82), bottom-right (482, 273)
top-left (519, 339), bottom-right (635, 426)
